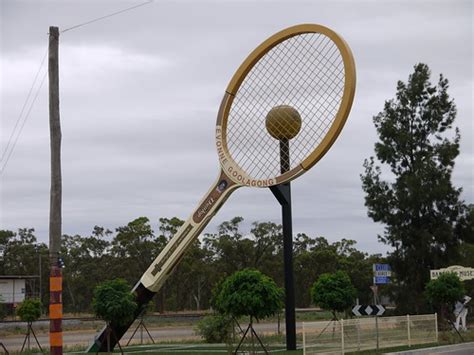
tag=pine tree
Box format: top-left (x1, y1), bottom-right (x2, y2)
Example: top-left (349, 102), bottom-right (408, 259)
top-left (361, 63), bottom-right (470, 313)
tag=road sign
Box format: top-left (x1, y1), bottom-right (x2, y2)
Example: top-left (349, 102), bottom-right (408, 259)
top-left (352, 305), bottom-right (385, 316)
top-left (430, 265), bottom-right (474, 281)
top-left (374, 270), bottom-right (392, 277)
top-left (373, 263), bottom-right (391, 272)
top-left (374, 276), bottom-right (390, 284)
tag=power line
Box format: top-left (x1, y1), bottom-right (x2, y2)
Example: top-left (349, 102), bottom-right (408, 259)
top-left (0, 70), bottom-right (48, 175)
top-left (61, 0), bottom-right (153, 33)
top-left (0, 48), bottom-right (47, 165)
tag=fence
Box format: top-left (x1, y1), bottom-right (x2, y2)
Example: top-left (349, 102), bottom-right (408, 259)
top-left (303, 313), bottom-right (438, 354)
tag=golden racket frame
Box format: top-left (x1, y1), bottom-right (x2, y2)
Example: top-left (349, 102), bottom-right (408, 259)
top-left (140, 23), bottom-right (356, 292)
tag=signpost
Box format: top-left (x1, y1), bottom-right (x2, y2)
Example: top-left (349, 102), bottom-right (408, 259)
top-left (365, 264), bottom-right (392, 354)
top-left (371, 264), bottom-right (391, 305)
top-left (352, 303), bottom-right (386, 353)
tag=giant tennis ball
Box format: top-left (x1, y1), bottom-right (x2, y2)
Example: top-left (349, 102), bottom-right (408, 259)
top-left (265, 105), bottom-right (302, 140)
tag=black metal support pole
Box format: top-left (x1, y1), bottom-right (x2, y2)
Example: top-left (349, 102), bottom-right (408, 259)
top-left (282, 185), bottom-right (296, 350)
top-left (269, 139), bottom-right (297, 351)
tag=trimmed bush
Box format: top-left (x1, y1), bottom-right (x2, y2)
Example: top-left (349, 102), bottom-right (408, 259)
top-left (17, 298), bottom-right (42, 323)
top-left (195, 314), bottom-right (233, 343)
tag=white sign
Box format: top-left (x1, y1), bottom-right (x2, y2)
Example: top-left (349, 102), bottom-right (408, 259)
top-left (0, 279), bottom-right (26, 303)
top-left (430, 265), bottom-right (474, 281)
top-left (374, 270), bottom-right (392, 277)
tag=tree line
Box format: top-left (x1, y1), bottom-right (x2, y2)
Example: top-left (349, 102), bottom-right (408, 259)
top-left (0, 217), bottom-right (382, 314)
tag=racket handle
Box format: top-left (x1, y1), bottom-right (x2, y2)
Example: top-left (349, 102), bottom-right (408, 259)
top-left (140, 171), bottom-right (238, 292)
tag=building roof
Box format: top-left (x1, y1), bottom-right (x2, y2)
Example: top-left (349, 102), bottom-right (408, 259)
top-left (0, 275), bottom-right (39, 279)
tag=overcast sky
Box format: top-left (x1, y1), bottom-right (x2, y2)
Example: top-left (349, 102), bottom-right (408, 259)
top-left (1, 0), bottom-right (472, 255)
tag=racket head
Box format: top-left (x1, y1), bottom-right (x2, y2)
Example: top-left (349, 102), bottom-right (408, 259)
top-left (216, 24), bottom-right (356, 187)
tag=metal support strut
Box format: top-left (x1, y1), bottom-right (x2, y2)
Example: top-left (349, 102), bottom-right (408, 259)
top-left (269, 138), bottom-right (297, 351)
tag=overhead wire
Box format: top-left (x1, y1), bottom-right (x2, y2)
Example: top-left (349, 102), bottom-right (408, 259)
top-left (0, 70), bottom-right (48, 175)
top-left (0, 0), bottom-right (154, 176)
top-left (60, 0), bottom-right (153, 34)
top-left (0, 48), bottom-right (47, 163)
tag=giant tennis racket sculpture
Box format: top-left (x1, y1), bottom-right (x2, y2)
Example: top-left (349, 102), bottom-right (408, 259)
top-left (88, 23), bottom-right (355, 352)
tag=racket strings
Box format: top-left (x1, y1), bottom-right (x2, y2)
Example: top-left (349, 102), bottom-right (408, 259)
top-left (226, 32), bottom-right (345, 181)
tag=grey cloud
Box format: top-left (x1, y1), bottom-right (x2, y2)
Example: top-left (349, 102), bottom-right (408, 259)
top-left (1, 0), bottom-right (472, 256)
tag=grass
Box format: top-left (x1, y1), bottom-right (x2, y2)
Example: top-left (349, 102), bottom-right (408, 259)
top-left (345, 342), bottom-right (438, 354)
top-left (5, 343), bottom-right (89, 355)
top-left (67, 343), bottom-right (304, 354)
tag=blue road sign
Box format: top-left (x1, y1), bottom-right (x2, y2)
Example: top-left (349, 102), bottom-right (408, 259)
top-left (373, 264), bottom-right (391, 272)
top-left (374, 276), bottom-right (390, 284)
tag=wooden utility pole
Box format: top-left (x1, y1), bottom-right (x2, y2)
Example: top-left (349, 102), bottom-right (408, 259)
top-left (48, 26), bottom-right (63, 355)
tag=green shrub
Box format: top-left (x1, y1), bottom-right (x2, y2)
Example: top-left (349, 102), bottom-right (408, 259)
top-left (213, 268), bottom-right (283, 320)
top-left (17, 298), bottom-right (42, 323)
top-left (425, 273), bottom-right (465, 307)
top-left (311, 271), bottom-right (356, 317)
top-left (92, 278), bottom-right (137, 326)
top-left (195, 314), bottom-right (233, 343)
top-left (425, 272), bottom-right (465, 320)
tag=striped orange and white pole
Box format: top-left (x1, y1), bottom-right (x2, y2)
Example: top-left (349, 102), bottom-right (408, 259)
top-left (50, 265), bottom-right (62, 354)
